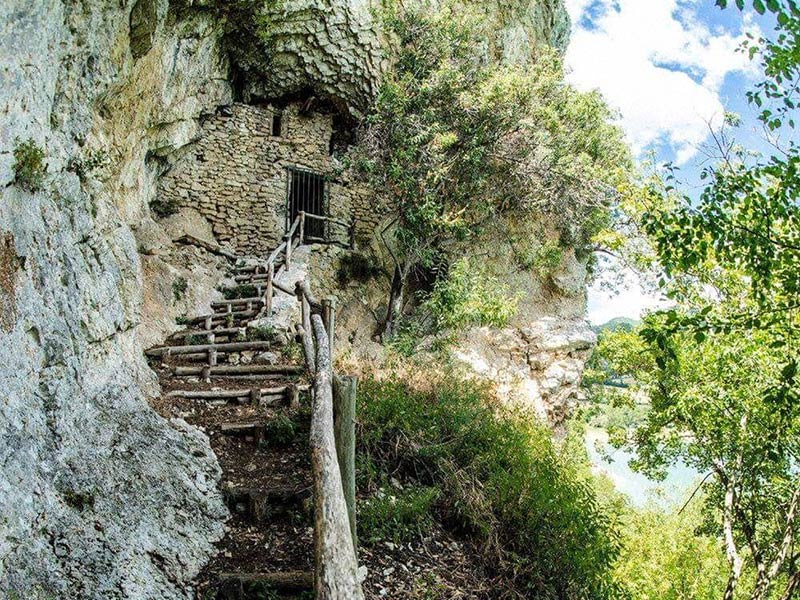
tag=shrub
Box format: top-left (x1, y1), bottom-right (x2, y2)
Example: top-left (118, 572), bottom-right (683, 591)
top-left (175, 315), bottom-right (189, 325)
top-left (13, 138), bottom-right (47, 191)
top-left (423, 258), bottom-right (518, 330)
top-left (185, 334), bottom-right (208, 346)
top-left (336, 252), bottom-right (383, 285)
top-left (262, 415), bottom-right (296, 448)
top-left (172, 276), bottom-right (188, 302)
top-left (68, 148), bottom-right (108, 180)
top-left (358, 372), bottom-right (622, 598)
top-left (359, 485), bottom-right (439, 545)
top-left (222, 284), bottom-right (258, 299)
top-left (247, 324), bottom-right (276, 342)
top-left (281, 341), bottom-right (303, 363)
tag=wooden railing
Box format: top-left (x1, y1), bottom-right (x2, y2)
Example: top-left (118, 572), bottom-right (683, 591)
top-left (257, 212), bottom-right (363, 599)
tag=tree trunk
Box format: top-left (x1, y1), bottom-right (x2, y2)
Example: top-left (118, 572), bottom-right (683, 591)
top-left (383, 265), bottom-right (405, 339)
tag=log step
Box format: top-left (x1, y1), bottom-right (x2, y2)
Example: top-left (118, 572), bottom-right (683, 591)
top-left (166, 384), bottom-right (309, 405)
top-left (215, 571), bottom-right (313, 599)
top-left (169, 327), bottom-right (244, 341)
top-left (212, 296), bottom-right (265, 307)
top-left (186, 310), bottom-right (260, 325)
top-left (224, 485), bottom-right (311, 522)
top-left (146, 340), bottom-right (271, 357)
top-left (172, 364), bottom-right (304, 377)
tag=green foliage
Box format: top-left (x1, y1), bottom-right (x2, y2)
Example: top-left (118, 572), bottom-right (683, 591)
top-left (602, 6), bottom-right (800, 595)
top-left (247, 325), bottom-right (276, 342)
top-left (614, 500), bottom-right (733, 600)
top-left (512, 237), bottom-right (564, 278)
top-left (359, 485), bottom-right (439, 545)
top-left (222, 284), bottom-right (258, 300)
top-left (12, 138), bottom-right (47, 192)
top-left (172, 277), bottom-right (188, 302)
top-left (355, 3), bottom-right (631, 333)
top-left (68, 148), bottom-right (108, 180)
top-left (357, 371), bottom-right (623, 598)
top-left (423, 258), bottom-right (518, 330)
top-left (280, 340), bottom-right (303, 363)
top-left (262, 415), bottom-right (296, 448)
top-left (336, 252), bottom-right (383, 285)
top-left (175, 314), bottom-right (189, 326)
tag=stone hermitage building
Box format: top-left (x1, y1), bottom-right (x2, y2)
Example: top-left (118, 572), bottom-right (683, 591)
top-left (157, 102), bottom-right (381, 255)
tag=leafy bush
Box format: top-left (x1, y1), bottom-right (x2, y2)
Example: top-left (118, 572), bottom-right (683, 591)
top-left (222, 284), bottom-right (258, 300)
top-left (336, 252), bottom-right (383, 285)
top-left (13, 138), bottom-right (47, 191)
top-left (262, 415), bottom-right (296, 448)
top-left (247, 324), bottom-right (276, 342)
top-left (423, 258), bottom-right (518, 330)
top-left (172, 276), bottom-right (188, 302)
top-left (68, 148), bottom-right (108, 180)
top-left (357, 372), bottom-right (623, 598)
top-left (359, 485), bottom-right (439, 545)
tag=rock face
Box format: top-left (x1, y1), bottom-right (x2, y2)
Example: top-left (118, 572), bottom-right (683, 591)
top-left (455, 319), bottom-right (596, 426)
top-left (0, 0), bottom-right (573, 598)
top-left (0, 1), bottom-right (231, 597)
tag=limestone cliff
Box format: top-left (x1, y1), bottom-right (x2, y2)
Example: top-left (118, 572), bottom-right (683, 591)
top-left (0, 0), bottom-right (572, 598)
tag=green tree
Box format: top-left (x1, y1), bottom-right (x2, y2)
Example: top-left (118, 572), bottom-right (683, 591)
top-left (355, 2), bottom-right (629, 337)
top-left (594, 3), bottom-right (800, 597)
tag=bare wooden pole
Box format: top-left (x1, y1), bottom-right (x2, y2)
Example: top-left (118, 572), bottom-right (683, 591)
top-left (322, 297), bottom-right (336, 361)
top-left (299, 211), bottom-right (306, 245)
top-left (333, 374), bottom-right (358, 551)
top-left (309, 314), bottom-right (364, 600)
top-left (265, 261), bottom-right (274, 316)
top-left (284, 233), bottom-right (293, 270)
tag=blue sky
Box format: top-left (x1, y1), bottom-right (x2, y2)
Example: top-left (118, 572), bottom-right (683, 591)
top-left (564, 0), bottom-right (779, 324)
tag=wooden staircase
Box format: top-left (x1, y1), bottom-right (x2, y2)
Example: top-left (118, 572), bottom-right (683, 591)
top-left (149, 262), bottom-right (315, 600)
top-left (147, 214), bottom-right (363, 600)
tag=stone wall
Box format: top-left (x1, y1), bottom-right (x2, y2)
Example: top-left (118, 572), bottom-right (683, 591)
top-left (157, 102), bottom-right (380, 255)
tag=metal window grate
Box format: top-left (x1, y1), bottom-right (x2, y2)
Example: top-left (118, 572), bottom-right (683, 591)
top-left (286, 167), bottom-right (327, 239)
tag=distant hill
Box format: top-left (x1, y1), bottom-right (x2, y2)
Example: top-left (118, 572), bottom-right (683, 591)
top-left (593, 317), bottom-right (640, 333)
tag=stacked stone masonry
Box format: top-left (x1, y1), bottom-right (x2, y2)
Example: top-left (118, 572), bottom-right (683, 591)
top-left (157, 102), bottom-right (381, 255)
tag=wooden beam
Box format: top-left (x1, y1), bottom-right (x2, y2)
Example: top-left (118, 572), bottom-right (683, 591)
top-left (172, 364), bottom-right (304, 377)
top-left (309, 314), bottom-right (364, 600)
top-left (333, 374), bottom-right (358, 551)
top-left (145, 340), bottom-right (272, 357)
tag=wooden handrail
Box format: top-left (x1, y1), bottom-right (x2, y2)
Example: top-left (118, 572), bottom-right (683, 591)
top-left (234, 213), bottom-right (361, 598)
top-left (308, 313), bottom-right (364, 599)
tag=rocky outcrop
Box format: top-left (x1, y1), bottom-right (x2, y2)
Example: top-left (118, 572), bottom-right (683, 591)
top-left (0, 0), bottom-right (231, 597)
top-left (455, 319), bottom-right (596, 426)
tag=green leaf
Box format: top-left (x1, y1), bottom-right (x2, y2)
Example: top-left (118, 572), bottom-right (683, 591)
top-left (753, 0), bottom-right (766, 13)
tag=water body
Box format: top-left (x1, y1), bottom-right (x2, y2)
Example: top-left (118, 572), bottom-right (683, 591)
top-left (585, 428), bottom-right (700, 507)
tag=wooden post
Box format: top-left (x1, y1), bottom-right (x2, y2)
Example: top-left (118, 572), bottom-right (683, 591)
top-left (322, 297), bottom-right (337, 361)
top-left (299, 211), bottom-right (306, 245)
top-left (284, 233), bottom-right (292, 270)
top-left (333, 374), bottom-right (358, 551)
top-left (265, 262), bottom-right (274, 316)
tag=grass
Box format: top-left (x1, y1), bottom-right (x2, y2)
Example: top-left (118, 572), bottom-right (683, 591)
top-left (359, 485), bottom-right (439, 544)
top-left (357, 370), bottom-right (622, 598)
top-left (172, 276), bottom-right (188, 302)
top-left (262, 415), bottom-right (297, 448)
top-left (13, 138), bottom-right (47, 191)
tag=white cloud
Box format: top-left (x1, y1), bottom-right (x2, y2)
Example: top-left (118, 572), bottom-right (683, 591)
top-left (587, 267), bottom-right (670, 325)
top-left (565, 0), bottom-right (760, 163)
